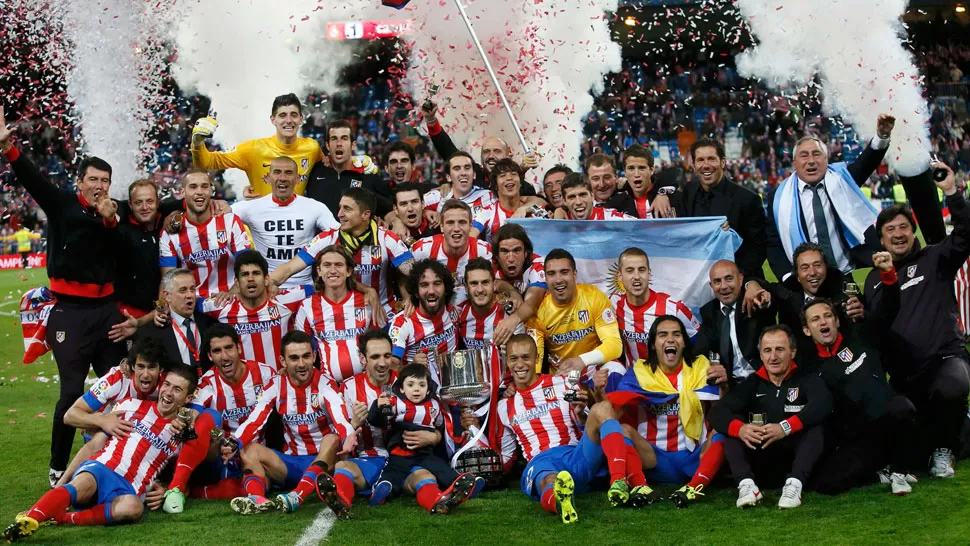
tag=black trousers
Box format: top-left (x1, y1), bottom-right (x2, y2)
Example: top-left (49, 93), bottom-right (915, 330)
top-left (46, 299), bottom-right (128, 470)
top-left (723, 425), bottom-right (825, 487)
top-left (379, 452), bottom-right (458, 495)
top-left (894, 355), bottom-right (970, 456)
top-left (813, 395), bottom-right (919, 495)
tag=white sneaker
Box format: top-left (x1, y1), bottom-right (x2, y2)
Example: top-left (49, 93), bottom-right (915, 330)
top-left (877, 467), bottom-right (918, 485)
top-left (48, 468), bottom-right (64, 489)
top-left (890, 473), bottom-right (912, 495)
top-left (736, 478), bottom-right (762, 508)
top-left (778, 478), bottom-right (802, 509)
top-left (929, 448), bottom-right (955, 479)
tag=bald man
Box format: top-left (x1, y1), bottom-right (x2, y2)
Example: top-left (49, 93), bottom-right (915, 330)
top-left (695, 260), bottom-right (777, 385)
top-left (422, 101), bottom-right (537, 196)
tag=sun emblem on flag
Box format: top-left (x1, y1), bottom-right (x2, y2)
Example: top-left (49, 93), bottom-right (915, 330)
top-left (268, 305), bottom-right (281, 320)
top-left (216, 230), bottom-right (228, 245)
top-left (607, 260), bottom-right (626, 296)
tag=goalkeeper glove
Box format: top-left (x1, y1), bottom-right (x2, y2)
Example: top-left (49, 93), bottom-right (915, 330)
top-left (351, 155), bottom-right (379, 175)
top-left (192, 116), bottom-right (218, 139)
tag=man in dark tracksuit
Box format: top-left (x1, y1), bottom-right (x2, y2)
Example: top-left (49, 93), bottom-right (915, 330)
top-left (801, 253), bottom-right (919, 495)
top-left (865, 162), bottom-right (970, 478)
top-left (1, 133), bottom-right (128, 487)
top-left (710, 324), bottom-right (832, 509)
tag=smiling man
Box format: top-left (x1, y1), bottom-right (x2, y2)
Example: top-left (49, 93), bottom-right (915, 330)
top-left (412, 199), bottom-right (493, 306)
top-left (556, 174), bottom-right (635, 221)
top-left (584, 153), bottom-right (638, 217)
top-left (423, 152), bottom-right (497, 217)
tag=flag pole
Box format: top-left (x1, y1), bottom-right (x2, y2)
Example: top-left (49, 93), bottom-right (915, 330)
top-left (450, 0), bottom-right (531, 154)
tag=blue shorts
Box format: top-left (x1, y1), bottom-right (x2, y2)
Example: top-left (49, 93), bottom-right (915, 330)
top-left (74, 460), bottom-right (137, 507)
top-left (270, 450), bottom-right (317, 489)
top-left (521, 435), bottom-right (606, 501)
top-left (344, 456), bottom-right (387, 492)
top-left (647, 434), bottom-right (724, 485)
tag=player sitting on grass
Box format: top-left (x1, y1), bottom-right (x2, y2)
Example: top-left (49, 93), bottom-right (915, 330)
top-left (347, 364), bottom-right (476, 516)
top-left (3, 365), bottom-right (198, 542)
top-left (496, 334), bottom-right (652, 524)
top-left (606, 315), bottom-right (724, 508)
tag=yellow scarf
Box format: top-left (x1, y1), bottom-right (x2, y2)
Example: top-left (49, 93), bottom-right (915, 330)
top-left (633, 355), bottom-right (711, 443)
top-left (339, 220), bottom-right (380, 254)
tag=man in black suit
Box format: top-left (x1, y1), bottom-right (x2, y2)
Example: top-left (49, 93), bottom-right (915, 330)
top-left (695, 260), bottom-right (776, 385)
top-left (135, 268), bottom-right (209, 372)
top-left (651, 138), bottom-right (767, 279)
top-left (764, 115), bottom-right (894, 281)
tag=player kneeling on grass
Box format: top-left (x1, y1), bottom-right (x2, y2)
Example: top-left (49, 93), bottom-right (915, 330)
top-left (605, 316), bottom-right (725, 508)
top-left (56, 338), bottom-right (169, 488)
top-left (709, 325), bottom-right (832, 509)
top-left (226, 331), bottom-right (357, 515)
top-left (345, 364), bottom-right (476, 516)
top-left (497, 334), bottom-right (651, 524)
top-left (3, 366), bottom-right (198, 542)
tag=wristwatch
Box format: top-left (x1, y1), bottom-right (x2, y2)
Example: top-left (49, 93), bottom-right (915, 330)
top-left (657, 187), bottom-right (677, 196)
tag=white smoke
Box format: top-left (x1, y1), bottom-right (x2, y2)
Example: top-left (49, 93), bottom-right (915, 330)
top-left (734, 0), bottom-right (931, 176)
top-left (48, 0), bottom-right (174, 196)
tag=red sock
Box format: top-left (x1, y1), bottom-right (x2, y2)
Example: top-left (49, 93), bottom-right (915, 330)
top-left (242, 474), bottom-right (267, 498)
top-left (599, 421), bottom-right (628, 483)
top-left (540, 487), bottom-right (557, 514)
top-left (26, 486), bottom-right (72, 522)
top-left (687, 440), bottom-right (724, 489)
top-left (190, 478), bottom-right (244, 499)
top-left (292, 462), bottom-right (326, 502)
top-left (333, 471), bottom-right (356, 506)
top-left (415, 480), bottom-right (441, 512)
top-left (625, 443), bottom-right (647, 487)
top-left (54, 504), bottom-right (111, 526)
top-left (169, 412), bottom-right (216, 491)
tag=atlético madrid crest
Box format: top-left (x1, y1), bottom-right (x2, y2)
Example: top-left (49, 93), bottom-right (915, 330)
top-left (216, 230), bottom-right (228, 245)
top-left (268, 305), bottom-right (281, 320)
top-left (578, 310), bottom-right (589, 323)
top-left (355, 308), bottom-right (366, 323)
top-left (787, 388), bottom-right (799, 402)
top-left (310, 393), bottom-right (320, 409)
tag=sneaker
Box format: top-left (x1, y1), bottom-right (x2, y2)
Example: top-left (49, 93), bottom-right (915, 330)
top-left (2, 514), bottom-right (39, 543)
top-left (431, 473), bottom-right (476, 515)
top-left (48, 469), bottom-right (64, 489)
top-left (669, 484), bottom-right (705, 508)
top-left (553, 471), bottom-right (578, 524)
top-left (229, 495), bottom-right (275, 515)
top-left (162, 487), bottom-right (185, 514)
top-left (275, 491), bottom-right (302, 513)
top-left (929, 448), bottom-right (955, 478)
top-left (628, 485), bottom-right (662, 507)
top-left (607, 479), bottom-right (631, 507)
top-left (890, 473), bottom-right (912, 496)
top-left (315, 472), bottom-right (351, 519)
top-left (877, 466), bottom-right (918, 485)
top-left (736, 478), bottom-right (762, 508)
top-left (778, 478), bottom-right (802, 509)
top-left (369, 480), bottom-right (393, 506)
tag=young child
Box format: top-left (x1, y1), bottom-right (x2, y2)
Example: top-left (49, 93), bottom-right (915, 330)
top-left (367, 364), bottom-right (476, 514)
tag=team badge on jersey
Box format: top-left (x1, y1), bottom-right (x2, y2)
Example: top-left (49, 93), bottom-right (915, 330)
top-left (268, 305), bottom-right (281, 320)
top-left (837, 347), bottom-right (854, 363)
top-left (301, 158), bottom-right (309, 171)
top-left (602, 307), bottom-right (616, 324)
top-left (253, 385), bottom-right (263, 397)
top-left (578, 310), bottom-right (589, 323)
top-left (787, 388), bottom-right (799, 402)
top-left (543, 387), bottom-right (556, 401)
top-left (56, 331), bottom-right (65, 343)
top-left (216, 230), bottom-right (228, 245)
top-left (91, 378), bottom-right (110, 397)
top-left (907, 265), bottom-right (917, 278)
top-left (310, 393), bottom-right (320, 409)
top-left (355, 308), bottom-right (367, 323)
top-left (369, 245), bottom-right (382, 256)
top-left (351, 179), bottom-right (362, 188)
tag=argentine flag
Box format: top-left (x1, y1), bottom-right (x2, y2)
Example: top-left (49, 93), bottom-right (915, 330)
top-left (509, 217), bottom-right (741, 310)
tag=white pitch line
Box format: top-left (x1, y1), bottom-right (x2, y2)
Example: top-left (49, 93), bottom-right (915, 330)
top-left (294, 508), bottom-right (335, 546)
top-left (0, 299), bottom-right (19, 317)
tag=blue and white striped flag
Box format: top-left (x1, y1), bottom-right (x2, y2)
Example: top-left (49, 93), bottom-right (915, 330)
top-left (509, 217), bottom-right (741, 309)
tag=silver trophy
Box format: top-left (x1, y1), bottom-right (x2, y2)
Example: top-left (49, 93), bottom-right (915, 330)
top-left (563, 369), bottom-right (582, 402)
top-left (708, 351), bottom-right (721, 386)
top-left (437, 349), bottom-right (491, 406)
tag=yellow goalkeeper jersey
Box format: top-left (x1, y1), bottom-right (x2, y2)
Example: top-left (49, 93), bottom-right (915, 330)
top-left (192, 136), bottom-right (324, 195)
top-left (526, 283), bottom-right (623, 372)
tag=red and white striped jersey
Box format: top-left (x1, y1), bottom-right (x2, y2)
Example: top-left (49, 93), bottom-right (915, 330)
top-left (297, 227), bottom-right (413, 319)
top-left (611, 291), bottom-right (700, 366)
top-left (234, 369), bottom-right (353, 457)
top-left (424, 187), bottom-right (496, 217)
top-left (389, 306), bottom-right (459, 382)
top-left (200, 286), bottom-right (311, 370)
top-left (634, 368), bottom-right (710, 453)
top-left (92, 398), bottom-right (181, 498)
top-left (455, 300), bottom-right (521, 351)
top-left (472, 203), bottom-right (516, 243)
top-left (566, 206), bottom-right (635, 221)
top-left (411, 235), bottom-right (493, 306)
top-left (632, 195), bottom-right (654, 219)
top-left (495, 253), bottom-right (547, 296)
top-left (385, 395), bottom-right (444, 430)
top-left (192, 360), bottom-right (278, 435)
top-left (341, 371), bottom-right (398, 458)
top-left (82, 366), bottom-right (158, 413)
top-left (496, 374), bottom-right (583, 463)
top-left (295, 291), bottom-right (373, 383)
top-left (159, 212), bottom-right (251, 298)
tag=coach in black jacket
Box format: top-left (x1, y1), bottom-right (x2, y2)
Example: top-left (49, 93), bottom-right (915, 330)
top-left (135, 269), bottom-right (210, 373)
top-left (694, 260), bottom-right (776, 384)
top-left (864, 162), bottom-right (970, 476)
top-left (655, 139), bottom-right (766, 279)
top-left (0, 115), bottom-right (130, 485)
